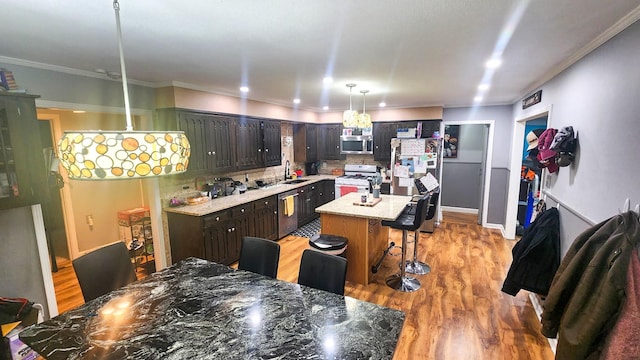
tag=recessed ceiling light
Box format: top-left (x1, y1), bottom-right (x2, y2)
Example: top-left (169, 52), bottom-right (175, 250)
top-left (323, 77), bottom-right (333, 84)
top-left (73, 110), bottom-right (86, 114)
top-left (323, 106), bottom-right (329, 110)
top-left (485, 58), bottom-right (502, 69)
top-left (379, 102), bottom-right (386, 108)
top-left (293, 98), bottom-right (301, 104)
top-left (474, 96), bottom-right (483, 102)
top-left (478, 84), bottom-right (490, 91)
top-left (240, 86), bottom-right (249, 93)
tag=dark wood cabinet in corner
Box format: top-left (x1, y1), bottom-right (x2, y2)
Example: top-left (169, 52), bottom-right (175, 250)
top-left (293, 124), bottom-right (318, 162)
top-left (0, 93), bottom-right (48, 210)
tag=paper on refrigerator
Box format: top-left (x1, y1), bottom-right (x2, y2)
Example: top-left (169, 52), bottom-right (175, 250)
top-left (394, 164), bottom-right (410, 178)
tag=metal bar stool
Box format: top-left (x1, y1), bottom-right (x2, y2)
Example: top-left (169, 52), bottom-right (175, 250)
top-left (381, 194), bottom-right (431, 292)
top-left (405, 192), bottom-right (439, 275)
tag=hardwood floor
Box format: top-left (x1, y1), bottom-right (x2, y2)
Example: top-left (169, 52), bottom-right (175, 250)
top-left (52, 212), bottom-right (553, 360)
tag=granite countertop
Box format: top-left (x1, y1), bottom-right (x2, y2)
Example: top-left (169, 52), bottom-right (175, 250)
top-left (316, 192), bottom-right (412, 221)
top-left (20, 258), bottom-right (405, 360)
top-left (166, 175), bottom-right (337, 216)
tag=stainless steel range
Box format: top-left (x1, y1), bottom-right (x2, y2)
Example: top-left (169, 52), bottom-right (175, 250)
top-left (334, 164), bottom-right (378, 198)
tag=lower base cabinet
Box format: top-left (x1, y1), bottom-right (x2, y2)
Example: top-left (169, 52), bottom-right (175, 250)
top-left (168, 195), bottom-right (278, 266)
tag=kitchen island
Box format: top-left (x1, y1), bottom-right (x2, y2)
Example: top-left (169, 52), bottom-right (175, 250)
top-left (20, 258), bottom-right (405, 360)
top-left (315, 192), bottom-right (412, 285)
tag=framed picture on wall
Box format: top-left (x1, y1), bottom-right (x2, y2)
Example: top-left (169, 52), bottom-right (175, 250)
top-left (444, 125), bottom-right (459, 158)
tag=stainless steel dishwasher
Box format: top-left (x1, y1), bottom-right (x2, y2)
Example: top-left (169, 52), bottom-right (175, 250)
top-left (278, 189), bottom-right (299, 238)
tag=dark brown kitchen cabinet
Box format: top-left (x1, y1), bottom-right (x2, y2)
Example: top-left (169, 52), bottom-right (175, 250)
top-left (293, 124), bottom-right (318, 162)
top-left (318, 180), bottom-right (336, 206)
top-left (167, 195), bottom-right (278, 266)
top-left (208, 115), bottom-right (237, 173)
top-left (317, 124), bottom-right (343, 160)
top-left (0, 93), bottom-right (48, 210)
top-left (262, 120), bottom-right (281, 167)
top-left (373, 122), bottom-right (397, 162)
top-left (236, 117), bottom-right (262, 170)
top-left (157, 109), bottom-right (237, 175)
top-left (253, 197), bottom-right (278, 240)
top-left (373, 120), bottom-right (442, 162)
top-left (297, 183), bottom-right (319, 227)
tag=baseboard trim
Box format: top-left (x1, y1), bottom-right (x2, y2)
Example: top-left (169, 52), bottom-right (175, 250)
top-left (528, 293), bottom-right (557, 355)
top-left (440, 206), bottom-right (478, 214)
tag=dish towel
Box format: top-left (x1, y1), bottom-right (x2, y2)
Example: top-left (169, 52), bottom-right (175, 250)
top-left (284, 195), bottom-right (295, 217)
top-left (340, 186), bottom-right (358, 197)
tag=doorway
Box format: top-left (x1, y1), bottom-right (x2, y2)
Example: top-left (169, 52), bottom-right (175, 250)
top-left (505, 106), bottom-right (552, 239)
top-left (516, 116), bottom-right (547, 235)
top-left (38, 120), bottom-right (69, 271)
top-left (441, 120), bottom-right (494, 227)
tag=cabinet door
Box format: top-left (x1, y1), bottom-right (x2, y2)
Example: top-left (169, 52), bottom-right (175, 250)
top-left (0, 95), bottom-right (47, 209)
top-left (178, 112), bottom-right (210, 173)
top-left (204, 222), bottom-right (229, 263)
top-left (253, 197), bottom-right (278, 240)
top-left (209, 115), bottom-right (237, 173)
top-left (373, 122), bottom-right (397, 162)
top-left (262, 120), bottom-right (282, 167)
top-left (319, 180), bottom-right (336, 205)
top-left (236, 117), bottom-right (262, 170)
top-left (306, 125), bottom-right (318, 161)
top-left (168, 212), bottom-right (207, 263)
top-left (317, 124), bottom-right (342, 160)
top-left (308, 183), bottom-right (320, 220)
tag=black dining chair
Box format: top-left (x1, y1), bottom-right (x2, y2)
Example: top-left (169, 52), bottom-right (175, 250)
top-left (238, 236), bottom-right (281, 278)
top-left (381, 193), bottom-right (431, 292)
top-left (298, 249), bottom-right (348, 295)
top-left (72, 241), bottom-right (137, 302)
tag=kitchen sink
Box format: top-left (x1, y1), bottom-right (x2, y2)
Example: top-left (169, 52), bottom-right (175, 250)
top-left (283, 179), bottom-right (308, 185)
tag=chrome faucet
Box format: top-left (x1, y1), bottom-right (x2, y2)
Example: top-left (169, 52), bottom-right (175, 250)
top-left (285, 160), bottom-right (291, 180)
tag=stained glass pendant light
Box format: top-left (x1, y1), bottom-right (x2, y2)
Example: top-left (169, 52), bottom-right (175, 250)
top-left (57, 0), bottom-right (190, 180)
top-left (342, 83), bottom-right (359, 128)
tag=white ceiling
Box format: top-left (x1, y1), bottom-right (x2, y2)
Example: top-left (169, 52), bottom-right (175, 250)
top-left (1, 1), bottom-right (639, 112)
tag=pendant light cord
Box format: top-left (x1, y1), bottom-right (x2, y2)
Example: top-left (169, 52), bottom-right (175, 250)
top-left (113, 0), bottom-right (133, 131)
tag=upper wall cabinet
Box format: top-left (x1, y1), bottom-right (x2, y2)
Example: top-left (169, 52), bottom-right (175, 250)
top-left (373, 120), bottom-right (442, 162)
top-left (236, 117), bottom-right (262, 170)
top-left (293, 124), bottom-right (318, 162)
top-left (156, 108), bottom-right (281, 175)
top-left (317, 124), bottom-right (343, 160)
top-left (262, 119), bottom-right (282, 167)
top-left (0, 93), bottom-right (48, 210)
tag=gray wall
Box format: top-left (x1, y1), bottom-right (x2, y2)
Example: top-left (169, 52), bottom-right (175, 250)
top-left (0, 206), bottom-right (51, 319)
top-left (443, 105), bottom-right (514, 226)
top-left (0, 61), bottom-right (156, 111)
top-left (441, 124), bottom-right (485, 209)
top-left (512, 19), bottom-right (640, 251)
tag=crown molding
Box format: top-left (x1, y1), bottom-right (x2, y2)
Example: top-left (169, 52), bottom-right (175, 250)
top-left (0, 55), bottom-right (154, 87)
top-left (514, 4), bottom-right (640, 103)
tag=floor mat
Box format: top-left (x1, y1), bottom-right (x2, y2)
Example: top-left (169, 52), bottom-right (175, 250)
top-left (291, 218), bottom-right (320, 238)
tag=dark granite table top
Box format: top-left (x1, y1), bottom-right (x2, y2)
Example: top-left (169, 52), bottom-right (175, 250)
top-left (20, 258), bottom-right (405, 359)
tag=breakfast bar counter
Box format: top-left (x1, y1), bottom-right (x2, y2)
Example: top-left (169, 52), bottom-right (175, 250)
top-left (20, 258), bottom-right (405, 360)
top-left (315, 193), bottom-right (412, 285)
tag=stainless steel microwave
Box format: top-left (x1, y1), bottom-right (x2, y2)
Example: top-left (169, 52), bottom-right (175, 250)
top-left (340, 135), bottom-right (374, 154)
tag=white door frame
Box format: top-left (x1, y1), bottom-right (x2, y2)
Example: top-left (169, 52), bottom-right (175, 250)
top-left (442, 120), bottom-right (495, 227)
top-left (505, 105), bottom-right (553, 239)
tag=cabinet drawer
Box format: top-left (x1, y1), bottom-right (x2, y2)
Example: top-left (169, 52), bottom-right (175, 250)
top-left (232, 203), bottom-right (254, 217)
top-left (253, 196), bottom-right (276, 210)
top-left (203, 210), bottom-right (231, 227)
